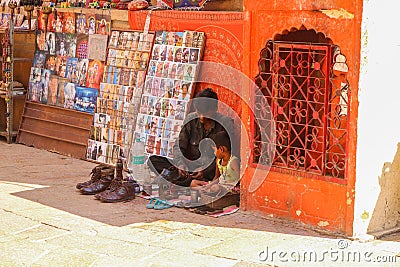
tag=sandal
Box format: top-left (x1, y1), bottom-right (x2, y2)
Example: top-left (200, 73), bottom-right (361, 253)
top-left (154, 200), bottom-right (173, 210)
top-left (146, 198), bottom-right (160, 209)
top-left (206, 209), bottom-right (223, 215)
top-left (195, 209), bottom-right (207, 215)
top-left (189, 205), bottom-right (213, 215)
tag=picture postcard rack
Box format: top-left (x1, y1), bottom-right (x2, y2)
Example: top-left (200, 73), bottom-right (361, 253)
top-left (17, 11), bottom-right (111, 158)
top-left (86, 29), bottom-right (154, 166)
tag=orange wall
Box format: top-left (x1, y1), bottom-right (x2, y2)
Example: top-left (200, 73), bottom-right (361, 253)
top-left (241, 0), bottom-right (363, 235)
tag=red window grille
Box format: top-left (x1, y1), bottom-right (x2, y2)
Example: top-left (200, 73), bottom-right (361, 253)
top-left (253, 41), bottom-right (350, 180)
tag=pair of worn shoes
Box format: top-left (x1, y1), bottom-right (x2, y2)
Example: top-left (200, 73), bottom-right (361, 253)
top-left (76, 160), bottom-right (136, 203)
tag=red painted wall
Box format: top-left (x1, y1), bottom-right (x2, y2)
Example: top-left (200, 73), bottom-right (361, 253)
top-left (241, 0), bottom-right (363, 235)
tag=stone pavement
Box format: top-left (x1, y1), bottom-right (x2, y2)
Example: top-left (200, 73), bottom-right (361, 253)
top-left (1, 142), bottom-right (400, 266)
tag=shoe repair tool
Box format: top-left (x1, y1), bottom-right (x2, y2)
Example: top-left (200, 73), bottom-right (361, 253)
top-left (174, 201), bottom-right (191, 209)
top-left (190, 189), bottom-right (199, 203)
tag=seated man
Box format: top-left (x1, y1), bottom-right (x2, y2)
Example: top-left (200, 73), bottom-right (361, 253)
top-left (147, 88), bottom-right (234, 187)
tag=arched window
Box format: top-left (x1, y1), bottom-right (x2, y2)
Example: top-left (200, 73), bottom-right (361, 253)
top-left (253, 27), bottom-right (350, 180)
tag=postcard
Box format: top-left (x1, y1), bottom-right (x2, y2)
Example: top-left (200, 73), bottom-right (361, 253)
top-left (63, 12), bottom-right (76, 33)
top-left (32, 51), bottom-right (47, 69)
top-left (76, 34), bottom-right (89, 59)
top-left (47, 75), bottom-right (59, 106)
top-left (88, 34), bottom-right (108, 61)
top-left (63, 82), bottom-right (76, 109)
top-left (95, 14), bottom-right (110, 35)
top-left (65, 57), bottom-right (79, 81)
top-left (64, 33), bottom-right (77, 58)
top-left (76, 13), bottom-right (88, 34)
top-left (74, 86), bottom-right (98, 114)
top-left (86, 59), bottom-right (105, 89)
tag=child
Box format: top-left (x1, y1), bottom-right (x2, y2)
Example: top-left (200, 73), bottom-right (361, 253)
top-left (206, 131), bottom-right (240, 196)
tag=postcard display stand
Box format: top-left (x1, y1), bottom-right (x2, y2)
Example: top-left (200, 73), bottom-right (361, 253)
top-left (87, 29), bottom-right (205, 169)
top-left (17, 11), bottom-right (111, 158)
top-left (134, 30), bottom-right (205, 160)
top-left (86, 30), bottom-right (154, 166)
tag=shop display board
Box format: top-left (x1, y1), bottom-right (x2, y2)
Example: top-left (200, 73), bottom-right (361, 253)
top-left (86, 30), bottom-right (154, 166)
top-left (134, 30), bottom-right (205, 158)
top-left (0, 12), bottom-right (29, 30)
top-left (27, 11), bottom-right (110, 112)
top-left (18, 11), bottom-right (112, 159)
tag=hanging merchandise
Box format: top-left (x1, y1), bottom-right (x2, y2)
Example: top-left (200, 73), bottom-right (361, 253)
top-left (88, 34), bottom-right (108, 62)
top-left (134, 30), bottom-right (205, 159)
top-left (4, 0), bottom-right (40, 31)
top-left (86, 29), bottom-right (154, 166)
top-left (128, 0), bottom-right (149, 10)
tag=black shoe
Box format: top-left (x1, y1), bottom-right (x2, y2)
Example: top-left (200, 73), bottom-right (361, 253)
top-left (98, 181), bottom-right (136, 203)
top-left (76, 164), bottom-right (109, 189)
top-left (80, 168), bottom-right (114, 195)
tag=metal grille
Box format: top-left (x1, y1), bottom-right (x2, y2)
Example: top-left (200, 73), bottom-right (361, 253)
top-left (253, 41), bottom-right (349, 179)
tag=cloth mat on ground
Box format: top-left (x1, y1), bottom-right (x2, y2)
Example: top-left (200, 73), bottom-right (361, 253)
top-left (209, 205), bottom-right (239, 217)
top-left (138, 190), bottom-right (239, 217)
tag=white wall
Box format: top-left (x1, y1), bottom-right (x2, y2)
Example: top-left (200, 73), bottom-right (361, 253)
top-left (355, 0), bottom-right (400, 238)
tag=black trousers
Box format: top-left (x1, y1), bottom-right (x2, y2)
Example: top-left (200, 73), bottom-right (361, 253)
top-left (147, 155), bottom-right (192, 186)
top-left (147, 155), bottom-right (174, 175)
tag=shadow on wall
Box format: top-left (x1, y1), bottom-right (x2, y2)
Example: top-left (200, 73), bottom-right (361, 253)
top-left (368, 143), bottom-right (400, 235)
